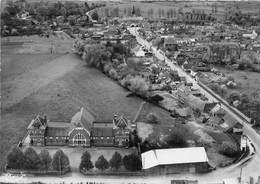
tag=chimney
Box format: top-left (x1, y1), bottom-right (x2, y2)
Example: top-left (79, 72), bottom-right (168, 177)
top-left (44, 114), bottom-right (47, 124)
top-left (114, 115), bottom-right (117, 120)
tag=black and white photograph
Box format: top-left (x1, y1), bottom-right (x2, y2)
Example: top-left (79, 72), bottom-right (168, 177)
top-left (1, 0), bottom-right (260, 183)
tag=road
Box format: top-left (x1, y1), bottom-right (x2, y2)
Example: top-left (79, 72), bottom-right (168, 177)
top-left (128, 27), bottom-right (260, 181)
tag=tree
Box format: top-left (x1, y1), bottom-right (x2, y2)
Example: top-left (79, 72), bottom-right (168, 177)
top-left (95, 155), bottom-right (109, 172)
top-left (52, 150), bottom-right (70, 171)
top-left (105, 8), bottom-right (109, 17)
top-left (39, 149), bottom-right (52, 170)
top-left (79, 151), bottom-right (93, 171)
top-left (109, 68), bottom-right (118, 80)
top-left (219, 141), bottom-right (239, 157)
top-left (91, 10), bottom-right (99, 21)
top-left (150, 95), bottom-right (164, 103)
top-left (164, 130), bottom-right (188, 148)
top-left (123, 153), bottom-right (142, 171)
top-left (24, 147), bottom-right (40, 170)
top-left (146, 112), bottom-right (160, 124)
top-left (109, 152), bottom-right (123, 171)
top-left (6, 146), bottom-right (25, 169)
top-left (68, 15), bottom-right (76, 26)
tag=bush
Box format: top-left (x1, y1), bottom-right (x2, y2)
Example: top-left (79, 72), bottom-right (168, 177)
top-left (123, 153), bottom-right (142, 171)
top-left (218, 141), bottom-right (239, 157)
top-left (193, 108), bottom-right (201, 118)
top-left (6, 146), bottom-right (25, 170)
top-left (146, 113), bottom-right (160, 124)
top-left (109, 68), bottom-right (118, 80)
top-left (164, 130), bottom-right (188, 148)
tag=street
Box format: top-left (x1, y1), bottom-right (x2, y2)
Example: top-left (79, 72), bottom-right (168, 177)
top-left (128, 27), bottom-right (260, 181)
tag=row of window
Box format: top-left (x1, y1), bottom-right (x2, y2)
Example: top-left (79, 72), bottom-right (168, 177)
top-left (92, 137), bottom-right (113, 140)
top-left (46, 137), bottom-right (67, 139)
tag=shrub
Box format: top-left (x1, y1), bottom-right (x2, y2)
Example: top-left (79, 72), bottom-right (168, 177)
top-left (102, 63), bottom-right (109, 73)
top-left (80, 151), bottom-right (93, 171)
top-left (193, 108), bottom-right (201, 118)
top-left (24, 147), bottom-right (40, 170)
top-left (109, 68), bottom-right (118, 80)
top-left (52, 150), bottom-right (70, 171)
top-left (95, 155), bottom-right (109, 172)
top-left (39, 149), bottom-right (52, 170)
top-left (6, 146), bottom-right (25, 170)
top-left (164, 130), bottom-right (188, 148)
top-left (218, 141), bottom-right (239, 157)
top-left (123, 153), bottom-right (142, 171)
top-left (146, 113), bottom-right (160, 124)
top-left (109, 152), bottom-right (123, 171)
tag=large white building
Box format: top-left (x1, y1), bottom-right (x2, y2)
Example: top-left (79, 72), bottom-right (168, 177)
top-left (141, 147), bottom-right (209, 174)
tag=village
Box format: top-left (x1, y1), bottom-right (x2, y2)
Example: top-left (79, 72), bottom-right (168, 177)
top-left (1, 0), bottom-right (260, 184)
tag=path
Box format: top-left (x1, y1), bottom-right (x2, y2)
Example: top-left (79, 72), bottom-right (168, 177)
top-left (2, 54), bottom-right (83, 108)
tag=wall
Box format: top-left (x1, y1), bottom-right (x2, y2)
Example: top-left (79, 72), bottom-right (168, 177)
top-left (144, 162), bottom-right (208, 174)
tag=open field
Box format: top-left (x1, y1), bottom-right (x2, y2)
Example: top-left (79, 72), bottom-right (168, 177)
top-left (99, 1), bottom-right (260, 20)
top-left (1, 45), bottom-right (154, 172)
top-left (218, 67), bottom-right (260, 97)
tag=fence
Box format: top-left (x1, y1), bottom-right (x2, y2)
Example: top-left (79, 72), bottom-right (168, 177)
top-left (5, 166), bottom-right (70, 176)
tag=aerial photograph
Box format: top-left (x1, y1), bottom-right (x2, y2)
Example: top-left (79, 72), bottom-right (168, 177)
top-left (0, 0), bottom-right (260, 183)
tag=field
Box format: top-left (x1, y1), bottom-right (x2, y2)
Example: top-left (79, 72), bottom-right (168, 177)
top-left (218, 67), bottom-right (260, 97)
top-left (99, 1), bottom-right (260, 21)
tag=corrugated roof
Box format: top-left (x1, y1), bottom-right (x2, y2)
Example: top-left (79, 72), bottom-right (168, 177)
top-left (141, 147), bottom-right (208, 169)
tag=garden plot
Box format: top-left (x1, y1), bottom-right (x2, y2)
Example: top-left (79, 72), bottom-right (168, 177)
top-left (137, 122), bottom-right (154, 142)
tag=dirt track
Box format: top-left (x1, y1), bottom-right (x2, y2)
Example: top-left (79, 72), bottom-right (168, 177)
top-left (2, 54), bottom-right (82, 108)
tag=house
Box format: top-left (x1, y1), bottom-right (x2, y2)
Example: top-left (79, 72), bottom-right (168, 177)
top-left (27, 108), bottom-right (133, 148)
top-left (141, 147), bottom-right (208, 174)
top-left (164, 38), bottom-right (178, 51)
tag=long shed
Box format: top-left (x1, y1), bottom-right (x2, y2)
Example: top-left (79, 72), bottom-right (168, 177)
top-left (141, 147), bottom-right (208, 174)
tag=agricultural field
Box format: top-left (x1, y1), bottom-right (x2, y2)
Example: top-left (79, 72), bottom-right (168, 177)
top-left (98, 1), bottom-right (260, 20)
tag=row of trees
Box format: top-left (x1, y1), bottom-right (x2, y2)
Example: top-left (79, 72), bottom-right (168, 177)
top-left (80, 151), bottom-right (142, 172)
top-left (74, 39), bottom-right (151, 96)
top-left (7, 146), bottom-right (70, 172)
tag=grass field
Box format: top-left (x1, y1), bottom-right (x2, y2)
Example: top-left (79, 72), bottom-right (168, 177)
top-left (99, 1), bottom-right (260, 21)
top-left (218, 67), bottom-right (260, 97)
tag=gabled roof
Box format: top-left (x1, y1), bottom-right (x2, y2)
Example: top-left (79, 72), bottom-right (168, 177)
top-left (141, 147), bottom-right (208, 169)
top-left (113, 116), bottom-right (131, 130)
top-left (27, 115), bottom-right (46, 130)
top-left (70, 108), bottom-right (94, 135)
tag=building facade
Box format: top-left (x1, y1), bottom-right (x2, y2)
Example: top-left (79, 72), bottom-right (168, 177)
top-left (27, 108), bottom-right (133, 148)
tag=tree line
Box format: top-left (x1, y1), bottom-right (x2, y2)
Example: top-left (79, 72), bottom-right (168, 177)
top-left (6, 146), bottom-right (142, 173)
top-left (80, 151), bottom-right (142, 172)
top-left (6, 146), bottom-right (69, 172)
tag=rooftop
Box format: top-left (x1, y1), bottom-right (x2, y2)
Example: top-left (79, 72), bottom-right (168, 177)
top-left (141, 147), bottom-right (208, 169)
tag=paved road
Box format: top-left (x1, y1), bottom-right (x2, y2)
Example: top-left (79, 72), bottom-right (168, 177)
top-left (128, 27), bottom-right (260, 181)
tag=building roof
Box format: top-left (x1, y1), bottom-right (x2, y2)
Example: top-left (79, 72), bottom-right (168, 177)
top-left (113, 116), bottom-right (131, 130)
top-left (70, 108), bottom-right (94, 135)
top-left (27, 115), bottom-right (46, 130)
top-left (45, 126), bottom-right (70, 137)
top-left (141, 147), bottom-right (208, 169)
top-left (92, 127), bottom-right (113, 137)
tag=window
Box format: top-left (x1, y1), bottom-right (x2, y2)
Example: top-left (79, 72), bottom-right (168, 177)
top-left (107, 137), bottom-right (110, 139)
top-left (73, 133), bottom-right (87, 146)
top-left (101, 137), bottom-right (103, 139)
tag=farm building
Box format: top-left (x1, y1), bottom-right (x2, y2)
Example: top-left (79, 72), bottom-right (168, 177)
top-left (141, 147), bottom-right (209, 174)
top-left (27, 108), bottom-right (133, 148)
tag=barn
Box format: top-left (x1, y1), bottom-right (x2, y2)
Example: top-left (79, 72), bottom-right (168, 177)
top-left (141, 147), bottom-right (209, 174)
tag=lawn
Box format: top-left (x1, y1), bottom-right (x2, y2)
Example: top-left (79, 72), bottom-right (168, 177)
top-left (0, 58), bottom-right (148, 172)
